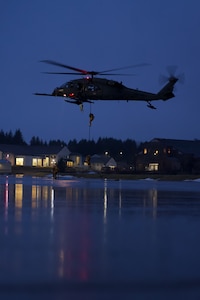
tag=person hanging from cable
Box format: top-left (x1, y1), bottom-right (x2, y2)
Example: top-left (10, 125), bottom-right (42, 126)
top-left (89, 113), bottom-right (95, 126)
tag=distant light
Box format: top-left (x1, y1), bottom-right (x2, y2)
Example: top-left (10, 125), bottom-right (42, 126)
top-left (105, 151), bottom-right (109, 155)
top-left (63, 94), bottom-right (66, 97)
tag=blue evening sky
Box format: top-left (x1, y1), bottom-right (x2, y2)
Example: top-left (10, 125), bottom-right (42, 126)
top-left (1, 0), bottom-right (199, 143)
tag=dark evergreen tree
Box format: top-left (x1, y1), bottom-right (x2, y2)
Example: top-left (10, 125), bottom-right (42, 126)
top-left (48, 139), bottom-right (66, 146)
top-left (57, 158), bottom-right (66, 173)
top-left (30, 136), bottom-right (45, 145)
top-left (68, 139), bottom-right (78, 152)
top-left (13, 129), bottom-right (26, 145)
top-left (123, 139), bottom-right (137, 163)
top-left (0, 130), bottom-right (6, 143)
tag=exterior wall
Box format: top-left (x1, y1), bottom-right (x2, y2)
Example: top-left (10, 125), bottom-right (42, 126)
top-left (24, 156), bottom-right (33, 166)
top-left (69, 154), bottom-right (83, 167)
top-left (91, 162), bottom-right (103, 171)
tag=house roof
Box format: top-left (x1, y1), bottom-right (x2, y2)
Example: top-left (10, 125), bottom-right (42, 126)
top-left (90, 155), bottom-right (112, 164)
top-left (0, 144), bottom-right (69, 156)
top-left (151, 138), bottom-right (200, 157)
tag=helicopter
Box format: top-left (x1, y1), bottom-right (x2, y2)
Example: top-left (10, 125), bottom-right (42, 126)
top-left (34, 60), bottom-right (182, 111)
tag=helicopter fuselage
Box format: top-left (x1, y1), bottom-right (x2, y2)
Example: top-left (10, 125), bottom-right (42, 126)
top-left (52, 77), bottom-right (161, 102)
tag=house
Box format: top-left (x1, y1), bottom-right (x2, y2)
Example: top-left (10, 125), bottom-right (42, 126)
top-left (67, 152), bottom-right (83, 168)
top-left (135, 138), bottom-right (200, 173)
top-left (90, 154), bottom-right (117, 172)
top-left (0, 144), bottom-right (70, 167)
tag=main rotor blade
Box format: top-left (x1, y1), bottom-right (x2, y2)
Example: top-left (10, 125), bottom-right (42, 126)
top-left (40, 60), bottom-right (149, 76)
top-left (42, 72), bottom-right (83, 75)
top-left (42, 71), bottom-right (136, 76)
top-left (99, 63), bottom-right (150, 74)
top-left (99, 73), bottom-right (137, 76)
top-left (40, 60), bottom-right (88, 75)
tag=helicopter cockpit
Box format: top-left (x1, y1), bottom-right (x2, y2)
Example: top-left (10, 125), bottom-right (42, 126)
top-left (60, 81), bottom-right (83, 90)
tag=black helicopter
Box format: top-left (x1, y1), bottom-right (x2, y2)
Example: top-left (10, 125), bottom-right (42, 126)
top-left (35, 60), bottom-right (181, 111)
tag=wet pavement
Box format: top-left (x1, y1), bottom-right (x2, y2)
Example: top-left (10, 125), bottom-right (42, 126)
top-left (1, 175), bottom-right (200, 299)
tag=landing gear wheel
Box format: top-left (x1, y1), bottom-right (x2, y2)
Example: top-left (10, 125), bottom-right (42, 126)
top-left (147, 101), bottom-right (156, 109)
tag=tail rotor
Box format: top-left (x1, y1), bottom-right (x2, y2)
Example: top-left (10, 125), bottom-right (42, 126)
top-left (159, 65), bottom-right (185, 86)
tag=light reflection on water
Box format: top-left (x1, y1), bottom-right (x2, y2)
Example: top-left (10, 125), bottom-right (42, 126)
top-left (0, 175), bottom-right (200, 299)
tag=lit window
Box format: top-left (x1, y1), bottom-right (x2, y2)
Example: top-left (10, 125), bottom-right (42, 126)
top-left (143, 148), bottom-right (147, 154)
top-left (75, 156), bottom-right (80, 165)
top-left (154, 150), bottom-right (159, 155)
top-left (110, 166), bottom-right (115, 170)
top-left (148, 163), bottom-right (159, 171)
top-left (32, 158), bottom-right (42, 167)
top-left (67, 161), bottom-right (73, 167)
top-left (16, 157), bottom-right (24, 166)
top-left (43, 157), bottom-right (49, 167)
top-left (168, 149), bottom-right (171, 154)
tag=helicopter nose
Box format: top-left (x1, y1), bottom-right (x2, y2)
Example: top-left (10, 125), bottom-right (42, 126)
top-left (52, 88), bottom-right (58, 96)
top-left (52, 88), bottom-right (64, 96)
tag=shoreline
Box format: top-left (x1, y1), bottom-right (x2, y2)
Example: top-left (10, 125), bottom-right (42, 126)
top-left (8, 166), bottom-right (200, 181)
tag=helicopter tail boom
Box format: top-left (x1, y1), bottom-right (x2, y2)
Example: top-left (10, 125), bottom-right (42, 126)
top-left (157, 77), bottom-right (178, 100)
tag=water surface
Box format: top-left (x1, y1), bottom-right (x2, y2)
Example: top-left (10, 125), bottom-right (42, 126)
top-left (1, 175), bottom-right (200, 299)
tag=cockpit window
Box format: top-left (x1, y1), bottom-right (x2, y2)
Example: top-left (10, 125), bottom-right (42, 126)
top-left (75, 83), bottom-right (82, 90)
top-left (60, 82), bottom-right (68, 88)
top-left (86, 84), bottom-right (100, 92)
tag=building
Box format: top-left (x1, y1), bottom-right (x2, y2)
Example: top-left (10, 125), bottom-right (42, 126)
top-left (135, 138), bottom-right (200, 173)
top-left (90, 154), bottom-right (117, 172)
top-left (67, 152), bottom-right (83, 168)
top-left (0, 144), bottom-right (70, 167)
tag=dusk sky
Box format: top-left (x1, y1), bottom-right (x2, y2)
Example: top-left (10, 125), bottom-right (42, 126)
top-left (1, 1), bottom-right (200, 144)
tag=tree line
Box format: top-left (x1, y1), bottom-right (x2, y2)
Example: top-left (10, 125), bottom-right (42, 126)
top-left (0, 129), bottom-right (138, 162)
top-left (0, 129), bottom-right (67, 147)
